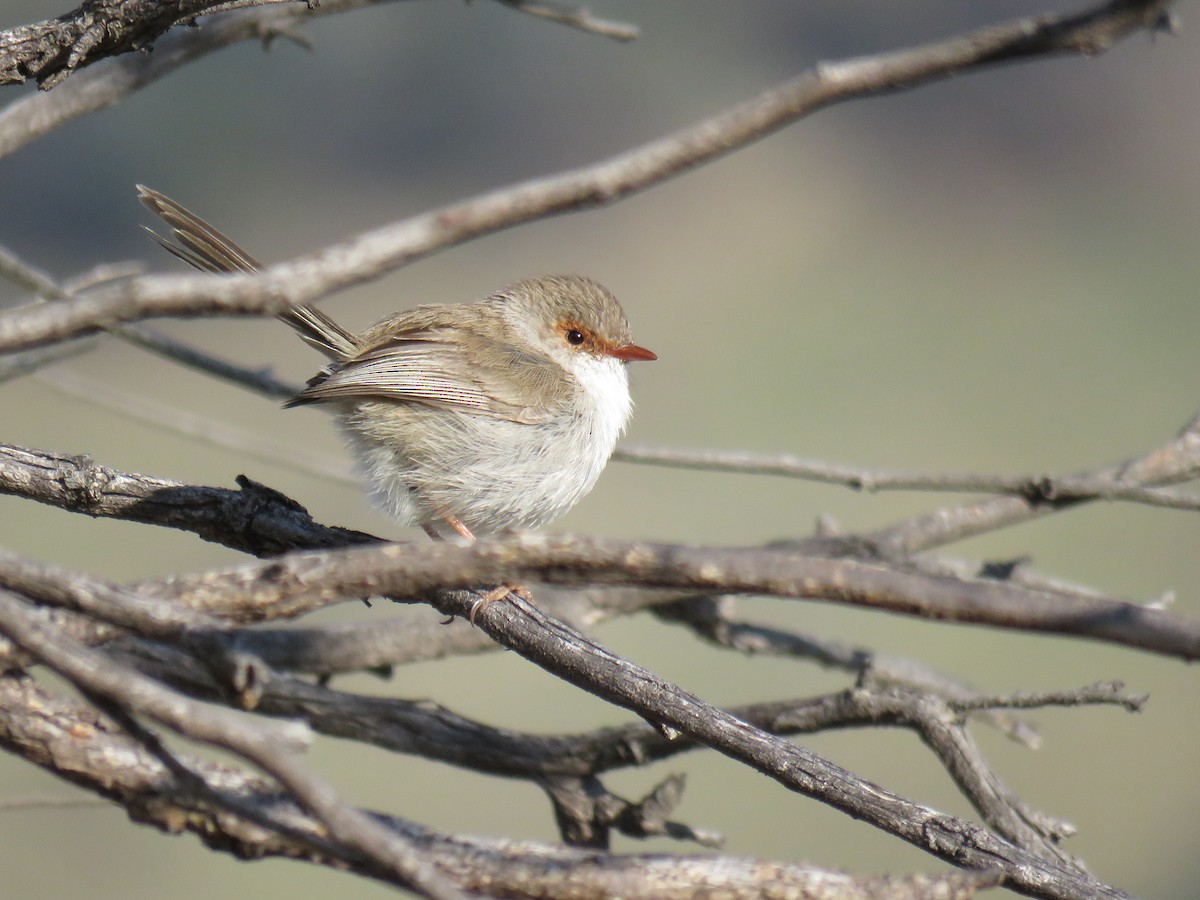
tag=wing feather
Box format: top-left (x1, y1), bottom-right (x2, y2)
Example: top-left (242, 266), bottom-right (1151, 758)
top-left (285, 328), bottom-right (570, 424)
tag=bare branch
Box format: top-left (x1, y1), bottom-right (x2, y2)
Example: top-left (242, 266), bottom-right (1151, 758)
top-left (116, 631), bottom-right (1134, 859)
top-left (0, 591), bottom-right (306, 747)
top-left (118, 531), bottom-right (1199, 661)
top-left (0, 236), bottom-right (298, 397)
top-left (540, 772), bottom-right (723, 849)
top-left (0, 508), bottom-right (1147, 894)
top-left (0, 340), bottom-right (97, 383)
top-left (0, 443), bottom-right (377, 557)
top-left (0, 0), bottom-right (1177, 352)
top-left (5, 557), bottom-right (1108, 861)
top-left (37, 368), bottom-right (347, 482)
top-left (949, 681), bottom-right (1146, 715)
top-left (0, 2), bottom-right (363, 157)
top-left (0, 589), bottom-right (465, 899)
top-left (0, 3), bottom-right (1187, 893)
top-left (0, 0), bottom-right (640, 158)
top-left (3, 442), bottom-right (1195, 658)
top-left (0, 241), bottom-right (65, 295)
top-left (0, 605), bottom-right (121, 672)
top-left (652, 595), bottom-right (1043, 746)
top-left (0, 551), bottom-right (1128, 893)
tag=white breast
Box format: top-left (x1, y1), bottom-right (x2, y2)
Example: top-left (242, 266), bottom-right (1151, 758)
top-left (336, 355), bottom-right (633, 535)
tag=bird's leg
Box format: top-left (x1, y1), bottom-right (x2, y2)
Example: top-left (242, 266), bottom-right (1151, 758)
top-left (427, 513), bottom-right (532, 624)
top-left (441, 513), bottom-right (477, 542)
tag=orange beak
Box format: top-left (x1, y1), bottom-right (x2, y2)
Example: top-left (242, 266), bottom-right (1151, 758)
top-left (607, 344), bottom-right (658, 362)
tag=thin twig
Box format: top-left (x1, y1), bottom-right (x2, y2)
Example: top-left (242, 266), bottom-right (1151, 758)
top-left (652, 594), bottom-right (1043, 747)
top-left (0, 1), bottom-right (371, 157)
top-left (613, 444), bottom-right (1200, 510)
top-left (0, 0), bottom-right (635, 91)
top-left (0, 341), bottom-right (98, 383)
top-left (37, 368), bottom-right (352, 484)
top-left (868, 413), bottom-right (1200, 556)
top-left (0, 243), bottom-right (65, 296)
top-left (0, 239), bottom-right (302, 411)
top-left (950, 681), bottom-right (1147, 714)
top-left (117, 322), bottom-right (300, 399)
top-left (491, 0), bottom-right (638, 41)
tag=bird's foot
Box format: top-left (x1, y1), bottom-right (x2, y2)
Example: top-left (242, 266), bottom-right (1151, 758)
top-left (469, 582), bottom-right (533, 624)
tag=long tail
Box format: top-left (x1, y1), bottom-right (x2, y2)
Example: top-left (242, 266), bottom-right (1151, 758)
top-left (136, 185), bottom-right (358, 360)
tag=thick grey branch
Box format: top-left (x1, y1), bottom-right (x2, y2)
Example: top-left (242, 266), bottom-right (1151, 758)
top-left (128, 533), bottom-right (1200, 661)
top-left (0, 591), bottom-right (308, 750)
top-left (3, 544), bottom-right (1125, 869)
top-left (614, 444), bottom-right (1200, 511)
top-left (0, 0), bottom-right (308, 89)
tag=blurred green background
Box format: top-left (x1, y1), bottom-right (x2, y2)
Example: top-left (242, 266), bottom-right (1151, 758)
top-left (2, 1), bottom-right (1198, 896)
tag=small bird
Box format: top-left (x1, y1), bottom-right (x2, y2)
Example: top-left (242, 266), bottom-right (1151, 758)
top-left (137, 187), bottom-right (655, 615)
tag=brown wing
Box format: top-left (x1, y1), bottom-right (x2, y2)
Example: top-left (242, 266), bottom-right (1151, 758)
top-left (285, 324), bottom-right (572, 425)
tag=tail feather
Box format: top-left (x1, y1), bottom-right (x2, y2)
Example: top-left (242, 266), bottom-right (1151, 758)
top-left (279, 304), bottom-right (360, 359)
top-left (136, 185), bottom-right (261, 273)
top-left (137, 185), bottom-right (359, 360)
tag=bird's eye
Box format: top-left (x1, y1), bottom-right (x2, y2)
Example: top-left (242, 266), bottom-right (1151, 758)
top-left (565, 329), bottom-right (586, 346)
